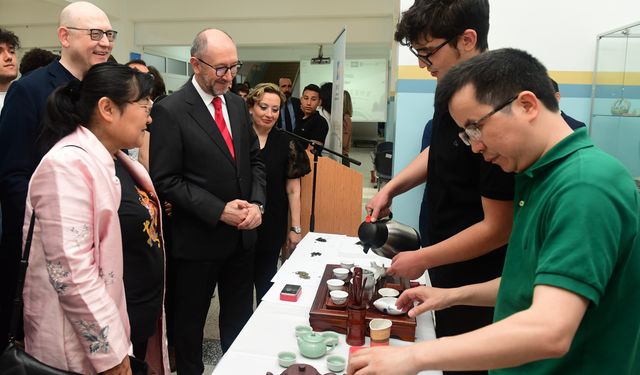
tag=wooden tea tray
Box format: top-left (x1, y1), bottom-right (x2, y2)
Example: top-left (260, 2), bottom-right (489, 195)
top-left (309, 264), bottom-right (417, 342)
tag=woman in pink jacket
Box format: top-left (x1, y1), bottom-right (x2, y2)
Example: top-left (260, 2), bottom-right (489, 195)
top-left (22, 63), bottom-right (168, 374)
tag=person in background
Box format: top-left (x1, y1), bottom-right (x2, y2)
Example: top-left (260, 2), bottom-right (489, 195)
top-left (0, 28), bottom-right (19, 113)
top-left (246, 83), bottom-right (309, 303)
top-left (342, 90), bottom-right (353, 166)
top-left (550, 78), bottom-right (586, 130)
top-left (147, 66), bottom-right (167, 102)
top-left (231, 82), bottom-right (249, 101)
top-left (294, 83), bottom-right (328, 145)
top-left (19, 48), bottom-right (58, 77)
top-left (137, 65), bottom-right (167, 171)
top-left (277, 77), bottom-right (302, 131)
top-left (0, 0), bottom-right (115, 347)
top-left (348, 47), bottom-right (640, 375)
top-left (367, 5), bottom-right (514, 375)
top-left (0, 27), bottom-right (19, 283)
top-left (149, 28), bottom-right (266, 375)
top-left (126, 58), bottom-right (149, 74)
top-left (23, 62), bottom-right (169, 374)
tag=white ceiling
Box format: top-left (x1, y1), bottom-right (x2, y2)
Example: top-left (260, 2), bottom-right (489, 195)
top-left (0, 0), bottom-right (400, 62)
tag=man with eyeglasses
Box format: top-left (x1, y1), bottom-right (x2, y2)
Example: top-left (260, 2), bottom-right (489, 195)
top-left (148, 28), bottom-right (266, 375)
top-left (349, 47), bottom-right (640, 375)
top-left (366, 2), bottom-right (514, 373)
top-left (0, 1), bottom-right (114, 347)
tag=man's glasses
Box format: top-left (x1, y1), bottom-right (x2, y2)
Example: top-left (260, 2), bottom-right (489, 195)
top-left (458, 95), bottom-right (518, 146)
top-left (196, 58), bottom-right (242, 77)
top-left (406, 37), bottom-right (455, 67)
top-left (131, 99), bottom-right (153, 115)
top-left (66, 27), bottom-right (117, 42)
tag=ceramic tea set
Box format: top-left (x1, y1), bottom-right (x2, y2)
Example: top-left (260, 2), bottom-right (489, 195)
top-left (272, 326), bottom-right (346, 374)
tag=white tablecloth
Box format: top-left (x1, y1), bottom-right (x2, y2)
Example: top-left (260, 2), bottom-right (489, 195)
top-left (212, 232), bottom-right (442, 375)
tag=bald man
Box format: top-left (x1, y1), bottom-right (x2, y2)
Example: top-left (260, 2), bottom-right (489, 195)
top-left (149, 28), bottom-right (266, 374)
top-left (0, 1), bottom-right (115, 344)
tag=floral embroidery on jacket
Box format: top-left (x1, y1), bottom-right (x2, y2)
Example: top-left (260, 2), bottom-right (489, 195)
top-left (70, 224), bottom-right (90, 249)
top-left (76, 320), bottom-right (110, 354)
top-left (45, 261), bottom-right (70, 295)
top-left (99, 268), bottom-right (115, 286)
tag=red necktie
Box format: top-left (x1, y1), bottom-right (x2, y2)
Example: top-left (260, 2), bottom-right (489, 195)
top-left (212, 96), bottom-right (235, 159)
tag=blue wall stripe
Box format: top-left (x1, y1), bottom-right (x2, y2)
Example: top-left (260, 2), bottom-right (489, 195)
top-left (396, 80), bottom-right (640, 100)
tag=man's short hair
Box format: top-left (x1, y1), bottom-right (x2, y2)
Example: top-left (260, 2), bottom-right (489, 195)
top-left (126, 58), bottom-right (147, 67)
top-left (0, 28), bottom-right (20, 49)
top-left (549, 78), bottom-right (560, 93)
top-left (435, 48), bottom-right (559, 113)
top-left (19, 48), bottom-right (58, 75)
top-left (302, 84), bottom-right (321, 96)
top-left (394, 0), bottom-right (489, 52)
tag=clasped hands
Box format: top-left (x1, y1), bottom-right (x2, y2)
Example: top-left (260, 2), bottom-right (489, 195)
top-left (220, 199), bottom-right (262, 230)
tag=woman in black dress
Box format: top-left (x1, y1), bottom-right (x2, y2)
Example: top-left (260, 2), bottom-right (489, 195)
top-left (246, 83), bottom-right (310, 303)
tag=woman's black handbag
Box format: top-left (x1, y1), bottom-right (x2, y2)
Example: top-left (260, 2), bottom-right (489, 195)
top-left (0, 214), bottom-right (148, 375)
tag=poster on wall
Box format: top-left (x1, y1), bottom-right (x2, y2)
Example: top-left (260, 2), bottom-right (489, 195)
top-left (300, 59), bottom-right (388, 123)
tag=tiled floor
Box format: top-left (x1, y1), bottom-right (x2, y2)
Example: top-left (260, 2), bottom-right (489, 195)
top-left (196, 145), bottom-right (382, 372)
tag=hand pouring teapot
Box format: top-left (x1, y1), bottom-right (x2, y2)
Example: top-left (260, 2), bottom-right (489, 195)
top-left (357, 213), bottom-right (421, 259)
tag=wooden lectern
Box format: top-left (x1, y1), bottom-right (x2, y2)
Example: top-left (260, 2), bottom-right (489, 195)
top-left (299, 151), bottom-right (363, 237)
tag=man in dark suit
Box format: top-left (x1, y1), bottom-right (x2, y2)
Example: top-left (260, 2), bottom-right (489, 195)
top-left (277, 77), bottom-right (303, 131)
top-left (149, 28), bottom-right (266, 375)
top-left (0, 1), bottom-right (114, 345)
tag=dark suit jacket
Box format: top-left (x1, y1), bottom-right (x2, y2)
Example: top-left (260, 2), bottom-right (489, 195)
top-left (0, 59), bottom-right (75, 241)
top-left (276, 96), bottom-right (302, 130)
top-left (149, 80), bottom-right (266, 260)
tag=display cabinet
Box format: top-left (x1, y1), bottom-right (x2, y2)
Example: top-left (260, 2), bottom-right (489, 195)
top-left (589, 21), bottom-right (640, 177)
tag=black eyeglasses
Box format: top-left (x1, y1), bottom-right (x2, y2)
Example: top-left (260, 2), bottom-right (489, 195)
top-left (196, 58), bottom-right (242, 77)
top-left (458, 95), bottom-right (519, 146)
top-left (66, 27), bottom-right (117, 42)
top-left (407, 37), bottom-right (455, 66)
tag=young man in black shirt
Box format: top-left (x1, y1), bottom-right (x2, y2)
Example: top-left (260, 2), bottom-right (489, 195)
top-left (366, 2), bottom-right (514, 374)
top-left (294, 84), bottom-right (328, 145)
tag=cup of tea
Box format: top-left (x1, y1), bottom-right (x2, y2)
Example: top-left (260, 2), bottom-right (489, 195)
top-left (369, 318), bottom-right (392, 346)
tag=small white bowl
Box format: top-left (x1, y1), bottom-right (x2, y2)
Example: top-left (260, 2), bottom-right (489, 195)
top-left (326, 279), bottom-right (345, 291)
top-left (373, 297), bottom-right (404, 315)
top-left (330, 290), bottom-right (348, 305)
top-left (340, 259), bottom-right (355, 269)
top-left (378, 287), bottom-right (400, 298)
top-left (332, 267), bottom-right (349, 280)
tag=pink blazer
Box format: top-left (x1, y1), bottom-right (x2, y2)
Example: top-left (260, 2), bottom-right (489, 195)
top-left (23, 126), bottom-right (169, 374)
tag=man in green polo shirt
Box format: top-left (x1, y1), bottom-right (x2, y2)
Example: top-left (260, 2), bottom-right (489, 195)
top-left (347, 48), bottom-right (639, 374)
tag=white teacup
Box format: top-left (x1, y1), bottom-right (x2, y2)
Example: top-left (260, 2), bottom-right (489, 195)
top-left (332, 267), bottom-right (349, 280)
top-left (326, 279), bottom-right (345, 291)
top-left (378, 287), bottom-right (400, 298)
top-left (330, 290), bottom-right (348, 305)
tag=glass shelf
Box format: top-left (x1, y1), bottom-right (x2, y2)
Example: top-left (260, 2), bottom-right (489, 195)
top-left (592, 114), bottom-right (640, 118)
top-left (589, 21), bottom-right (640, 176)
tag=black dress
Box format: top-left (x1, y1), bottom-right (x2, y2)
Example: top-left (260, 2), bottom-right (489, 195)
top-left (115, 158), bottom-right (164, 359)
top-left (253, 130), bottom-right (310, 303)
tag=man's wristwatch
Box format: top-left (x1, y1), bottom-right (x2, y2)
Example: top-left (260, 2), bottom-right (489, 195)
top-left (252, 203), bottom-right (264, 215)
top-left (290, 226), bottom-right (302, 234)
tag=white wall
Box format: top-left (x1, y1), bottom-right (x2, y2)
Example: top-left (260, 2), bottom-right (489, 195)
top-left (397, 0), bottom-right (640, 71)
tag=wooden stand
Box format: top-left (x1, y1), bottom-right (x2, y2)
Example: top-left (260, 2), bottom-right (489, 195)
top-left (300, 151), bottom-right (362, 237)
top-left (309, 264), bottom-right (417, 342)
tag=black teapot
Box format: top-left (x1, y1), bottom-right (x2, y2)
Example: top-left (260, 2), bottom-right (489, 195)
top-left (357, 213), bottom-right (421, 259)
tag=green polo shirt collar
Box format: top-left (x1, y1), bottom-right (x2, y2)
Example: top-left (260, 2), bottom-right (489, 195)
top-left (521, 127), bottom-right (593, 178)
